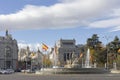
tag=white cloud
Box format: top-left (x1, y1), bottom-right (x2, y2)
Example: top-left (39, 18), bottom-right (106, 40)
top-left (18, 42), bottom-right (32, 50)
top-left (89, 18), bottom-right (120, 28)
top-left (89, 8), bottom-right (120, 32)
top-left (18, 42), bottom-right (40, 51)
top-left (18, 41), bottom-right (52, 52)
top-left (111, 9), bottom-right (120, 16)
top-left (111, 26), bottom-right (120, 32)
top-left (0, 0), bottom-right (120, 30)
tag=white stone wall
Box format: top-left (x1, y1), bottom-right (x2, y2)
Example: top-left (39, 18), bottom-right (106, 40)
top-left (52, 39), bottom-right (81, 67)
top-left (0, 35), bottom-right (18, 70)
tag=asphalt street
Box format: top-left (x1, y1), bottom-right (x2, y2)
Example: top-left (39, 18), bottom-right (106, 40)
top-left (0, 73), bottom-right (120, 80)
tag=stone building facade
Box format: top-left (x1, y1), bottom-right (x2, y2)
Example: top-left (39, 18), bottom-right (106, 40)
top-left (18, 46), bottom-right (31, 62)
top-left (0, 30), bottom-right (18, 70)
top-left (18, 47), bottom-right (43, 69)
top-left (52, 39), bottom-right (82, 67)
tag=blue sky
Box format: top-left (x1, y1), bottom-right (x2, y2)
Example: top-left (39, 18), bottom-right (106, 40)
top-left (0, 0), bottom-right (58, 14)
top-left (0, 0), bottom-right (120, 50)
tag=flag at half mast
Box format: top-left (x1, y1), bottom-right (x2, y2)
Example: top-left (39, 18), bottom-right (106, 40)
top-left (42, 43), bottom-right (48, 51)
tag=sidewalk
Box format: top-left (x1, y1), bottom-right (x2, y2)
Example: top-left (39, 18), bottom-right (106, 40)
top-left (111, 69), bottom-right (120, 73)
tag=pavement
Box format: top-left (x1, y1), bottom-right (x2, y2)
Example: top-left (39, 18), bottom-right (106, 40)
top-left (110, 69), bottom-right (120, 73)
top-left (0, 73), bottom-right (120, 80)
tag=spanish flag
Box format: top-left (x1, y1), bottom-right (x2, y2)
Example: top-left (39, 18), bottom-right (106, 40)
top-left (80, 53), bottom-right (83, 58)
top-left (42, 43), bottom-right (48, 51)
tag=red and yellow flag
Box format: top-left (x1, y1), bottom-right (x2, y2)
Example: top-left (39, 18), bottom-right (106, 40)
top-left (42, 43), bottom-right (48, 51)
top-left (80, 53), bottom-right (83, 58)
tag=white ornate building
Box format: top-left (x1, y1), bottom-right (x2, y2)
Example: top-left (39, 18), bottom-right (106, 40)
top-left (0, 30), bottom-right (18, 70)
top-left (51, 39), bottom-right (82, 67)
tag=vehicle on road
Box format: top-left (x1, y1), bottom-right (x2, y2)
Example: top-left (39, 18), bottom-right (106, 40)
top-left (0, 69), bottom-right (14, 74)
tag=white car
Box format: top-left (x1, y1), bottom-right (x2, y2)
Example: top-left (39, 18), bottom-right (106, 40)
top-left (0, 69), bottom-right (14, 74)
top-left (0, 70), bottom-right (9, 74)
top-left (6, 69), bottom-right (14, 73)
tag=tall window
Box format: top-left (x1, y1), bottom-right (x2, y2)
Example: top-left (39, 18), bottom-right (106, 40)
top-left (64, 53), bottom-right (66, 61)
top-left (5, 46), bottom-right (12, 57)
top-left (67, 53), bottom-right (70, 60)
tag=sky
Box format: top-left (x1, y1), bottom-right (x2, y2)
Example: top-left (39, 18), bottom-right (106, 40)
top-left (0, 0), bottom-right (120, 51)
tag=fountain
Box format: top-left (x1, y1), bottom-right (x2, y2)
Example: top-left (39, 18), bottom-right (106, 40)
top-left (36, 48), bottom-right (109, 74)
top-left (85, 48), bottom-right (91, 68)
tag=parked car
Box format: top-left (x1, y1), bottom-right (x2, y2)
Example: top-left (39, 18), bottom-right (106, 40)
top-left (0, 69), bottom-right (14, 74)
top-left (6, 69), bottom-right (14, 73)
top-left (0, 69), bottom-right (9, 74)
top-left (15, 68), bottom-right (21, 72)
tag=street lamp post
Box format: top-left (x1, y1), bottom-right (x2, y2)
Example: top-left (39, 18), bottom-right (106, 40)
top-left (106, 45), bottom-right (109, 70)
top-left (26, 57), bottom-right (27, 70)
top-left (103, 36), bottom-right (110, 70)
top-left (4, 48), bottom-right (6, 69)
top-left (25, 51), bottom-right (28, 70)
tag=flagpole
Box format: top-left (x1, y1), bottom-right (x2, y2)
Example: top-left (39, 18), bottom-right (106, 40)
top-left (44, 50), bottom-right (48, 68)
top-left (82, 58), bottom-right (83, 68)
top-left (41, 51), bottom-right (44, 71)
top-left (31, 58), bottom-right (32, 72)
top-left (54, 44), bottom-right (57, 74)
top-left (41, 43), bottom-right (49, 70)
top-left (42, 50), bottom-right (44, 70)
top-left (45, 51), bottom-right (47, 68)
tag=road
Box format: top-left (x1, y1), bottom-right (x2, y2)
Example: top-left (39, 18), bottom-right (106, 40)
top-left (0, 73), bottom-right (120, 80)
